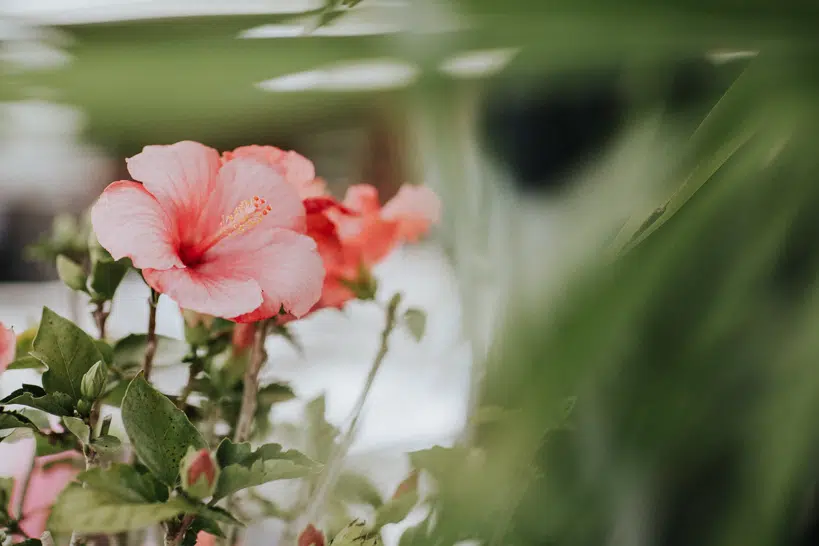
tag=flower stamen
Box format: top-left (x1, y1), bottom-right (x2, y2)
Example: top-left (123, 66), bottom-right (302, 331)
top-left (195, 196), bottom-right (272, 257)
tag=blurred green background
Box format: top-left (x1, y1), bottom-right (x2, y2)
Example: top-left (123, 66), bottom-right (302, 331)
top-left (5, 1), bottom-right (819, 545)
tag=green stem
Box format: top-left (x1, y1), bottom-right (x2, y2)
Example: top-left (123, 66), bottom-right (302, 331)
top-left (164, 514), bottom-right (195, 546)
top-left (233, 320), bottom-right (270, 443)
top-left (92, 300), bottom-right (109, 340)
top-left (143, 289), bottom-right (159, 381)
top-left (300, 294), bottom-right (402, 528)
top-left (176, 357), bottom-right (198, 411)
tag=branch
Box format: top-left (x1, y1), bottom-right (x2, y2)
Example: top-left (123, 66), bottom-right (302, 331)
top-left (303, 293), bottom-right (402, 525)
top-left (92, 301), bottom-right (109, 340)
top-left (143, 289), bottom-right (159, 381)
top-left (233, 319), bottom-right (270, 443)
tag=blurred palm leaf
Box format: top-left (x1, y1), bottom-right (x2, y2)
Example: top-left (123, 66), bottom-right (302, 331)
top-left (407, 48), bottom-right (819, 546)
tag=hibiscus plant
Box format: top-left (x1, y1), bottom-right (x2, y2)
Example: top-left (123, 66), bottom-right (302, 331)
top-left (0, 142), bottom-right (440, 546)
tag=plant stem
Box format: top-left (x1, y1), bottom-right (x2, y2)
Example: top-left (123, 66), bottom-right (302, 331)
top-left (301, 293), bottom-right (401, 527)
top-left (233, 320), bottom-right (270, 443)
top-left (176, 363), bottom-right (197, 411)
top-left (92, 301), bottom-right (108, 340)
top-left (143, 289), bottom-right (159, 381)
top-left (164, 514), bottom-right (195, 546)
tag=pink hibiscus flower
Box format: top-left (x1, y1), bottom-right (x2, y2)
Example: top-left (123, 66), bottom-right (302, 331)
top-left (222, 146), bottom-right (440, 314)
top-left (222, 147), bottom-right (358, 315)
top-left (1, 322), bottom-right (15, 373)
top-left (0, 439), bottom-right (81, 538)
top-left (91, 141), bottom-right (324, 322)
top-left (328, 183), bottom-right (441, 281)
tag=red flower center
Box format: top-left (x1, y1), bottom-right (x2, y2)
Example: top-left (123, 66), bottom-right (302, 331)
top-left (178, 195), bottom-right (272, 266)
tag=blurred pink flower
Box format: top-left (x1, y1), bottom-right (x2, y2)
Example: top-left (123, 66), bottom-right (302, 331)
top-left (1, 439), bottom-right (80, 538)
top-left (224, 146), bottom-right (358, 315)
top-left (329, 183), bottom-right (441, 278)
top-left (298, 524), bottom-right (325, 546)
top-left (91, 141), bottom-right (324, 322)
top-left (195, 532), bottom-right (217, 546)
top-left (221, 145), bottom-right (440, 314)
top-left (0, 322), bottom-right (15, 373)
top-left (223, 145), bottom-right (326, 199)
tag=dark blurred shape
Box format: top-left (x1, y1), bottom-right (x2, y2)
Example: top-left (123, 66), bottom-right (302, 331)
top-left (480, 58), bottom-right (731, 196)
top-left (481, 67), bottom-right (626, 195)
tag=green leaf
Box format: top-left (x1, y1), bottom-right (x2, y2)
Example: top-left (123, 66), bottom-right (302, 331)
top-left (0, 476), bottom-right (15, 510)
top-left (409, 446), bottom-right (471, 483)
top-left (258, 382), bottom-right (297, 405)
top-left (6, 356), bottom-right (45, 371)
top-left (402, 309), bottom-right (427, 342)
top-left (102, 380), bottom-right (129, 407)
top-left (15, 326), bottom-right (37, 357)
top-left (373, 490), bottom-right (419, 530)
top-left (94, 340), bottom-right (114, 364)
top-left (181, 502), bottom-right (243, 527)
top-left (112, 334), bottom-right (188, 373)
top-left (91, 434), bottom-right (122, 454)
top-left (330, 520), bottom-right (381, 546)
top-left (334, 473), bottom-right (384, 508)
top-left (212, 438), bottom-right (319, 500)
top-left (34, 432), bottom-right (78, 456)
top-left (306, 395), bottom-right (339, 463)
top-left (16, 409), bottom-right (51, 430)
top-left (62, 416), bottom-right (90, 443)
top-left (121, 374), bottom-right (207, 485)
top-left (56, 255), bottom-right (88, 293)
top-left (78, 464), bottom-right (169, 503)
top-left (397, 521), bottom-right (428, 546)
top-left (0, 385), bottom-right (75, 416)
top-left (89, 258), bottom-right (128, 301)
top-left (0, 410), bottom-right (41, 433)
top-left (48, 484), bottom-right (186, 533)
top-left (32, 307), bottom-right (103, 402)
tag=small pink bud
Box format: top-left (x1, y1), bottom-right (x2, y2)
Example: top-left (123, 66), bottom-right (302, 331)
top-left (231, 323), bottom-right (255, 352)
top-left (180, 447), bottom-right (219, 500)
top-left (188, 449), bottom-right (216, 484)
top-left (298, 524), bottom-right (325, 546)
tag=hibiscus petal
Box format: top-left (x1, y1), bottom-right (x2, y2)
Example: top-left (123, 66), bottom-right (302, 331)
top-left (0, 322), bottom-right (15, 373)
top-left (381, 184), bottom-right (441, 242)
top-left (206, 158), bottom-right (306, 234)
top-left (342, 184), bottom-right (381, 215)
top-left (224, 145), bottom-right (322, 200)
top-left (207, 229), bottom-right (324, 322)
top-left (126, 141), bottom-right (222, 245)
top-left (91, 181), bottom-right (183, 270)
top-left (19, 452), bottom-right (80, 538)
top-left (143, 266), bottom-right (263, 319)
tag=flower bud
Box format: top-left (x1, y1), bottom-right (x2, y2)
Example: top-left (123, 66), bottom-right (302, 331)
top-left (181, 309), bottom-right (215, 330)
top-left (56, 255), bottom-right (88, 293)
top-left (231, 323), bottom-right (255, 353)
top-left (298, 524), bottom-right (325, 546)
top-left (330, 520), bottom-right (379, 546)
top-left (182, 309), bottom-right (215, 345)
top-left (76, 398), bottom-right (92, 417)
top-left (80, 360), bottom-right (107, 401)
top-left (180, 447), bottom-right (220, 500)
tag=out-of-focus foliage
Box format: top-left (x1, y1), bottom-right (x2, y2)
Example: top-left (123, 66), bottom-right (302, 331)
top-left (401, 49), bottom-right (819, 545)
